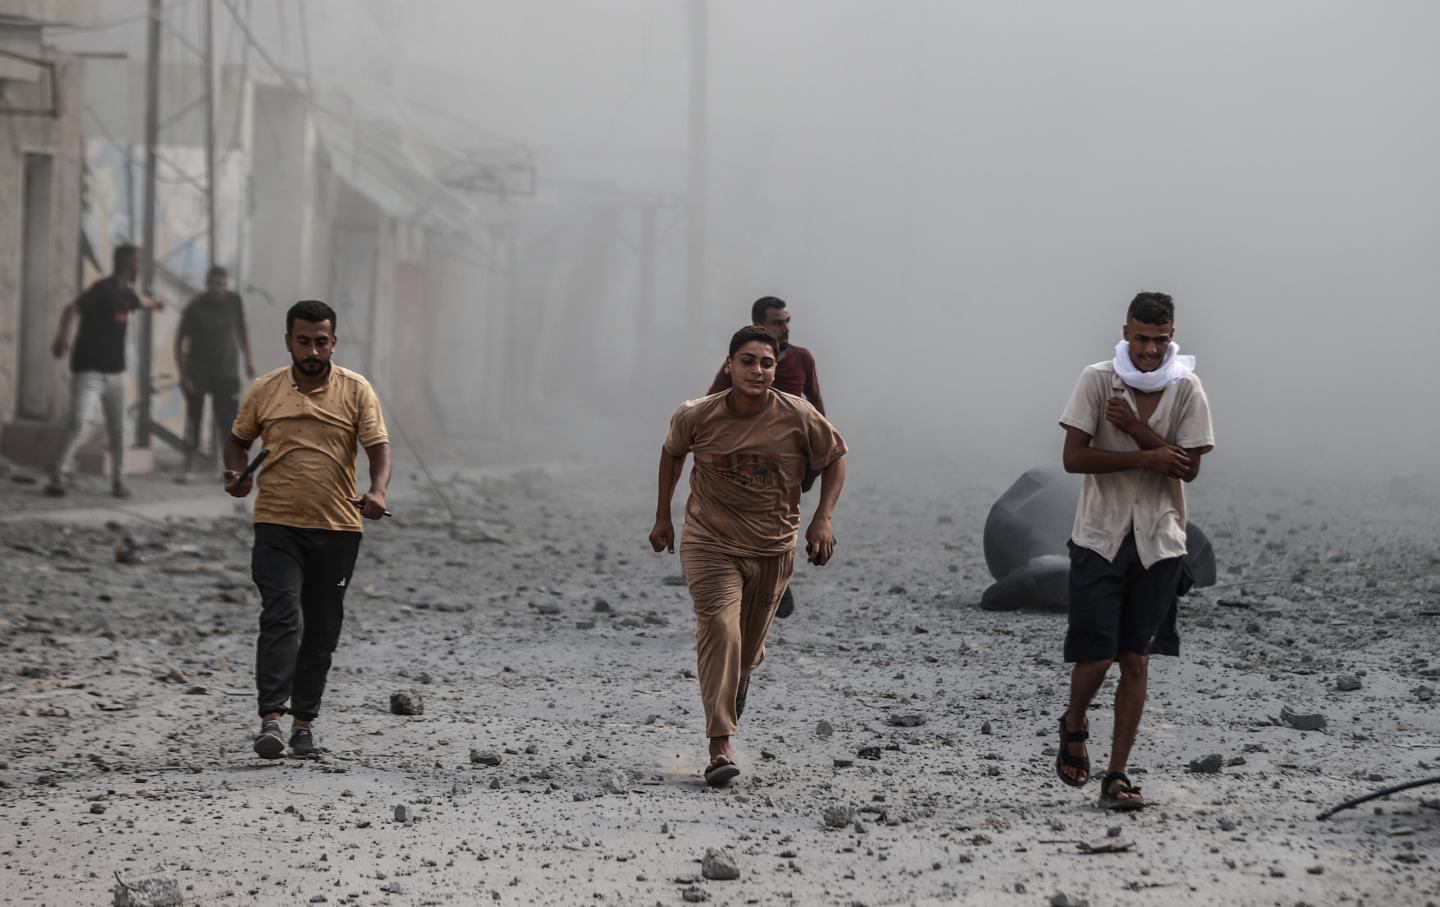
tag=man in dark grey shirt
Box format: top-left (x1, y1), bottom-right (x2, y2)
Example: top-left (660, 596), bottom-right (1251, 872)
top-left (174, 266), bottom-right (254, 482)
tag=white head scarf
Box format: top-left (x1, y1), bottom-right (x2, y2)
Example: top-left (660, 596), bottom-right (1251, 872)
top-left (1111, 339), bottom-right (1195, 393)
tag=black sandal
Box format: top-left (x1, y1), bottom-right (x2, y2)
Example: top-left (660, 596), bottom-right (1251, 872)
top-left (1097, 771), bottom-right (1145, 811)
top-left (1055, 715), bottom-right (1090, 788)
top-left (704, 755), bottom-right (740, 788)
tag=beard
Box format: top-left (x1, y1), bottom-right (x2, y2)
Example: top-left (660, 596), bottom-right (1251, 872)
top-left (293, 356), bottom-right (329, 377)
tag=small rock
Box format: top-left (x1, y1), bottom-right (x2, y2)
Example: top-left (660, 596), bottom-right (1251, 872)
top-left (857, 747), bottom-right (882, 761)
top-left (90, 802), bottom-right (108, 815)
top-left (1187, 754), bottom-right (1225, 774)
top-left (1307, 865), bottom-right (1324, 875)
top-left (1106, 825), bottom-right (1122, 838)
top-left (663, 575), bottom-right (687, 587)
top-left (1280, 706), bottom-right (1327, 732)
top-left (815, 720), bottom-right (834, 739)
top-left (603, 772), bottom-right (629, 795)
top-left (1335, 674), bottom-right (1362, 692)
top-left (980, 721), bottom-right (992, 735)
top-left (853, 820), bottom-right (867, 834)
top-left (1219, 818), bottom-right (1238, 832)
top-left (1417, 686), bottom-right (1435, 702)
top-left (488, 778), bottom-right (501, 790)
top-left (389, 692), bottom-right (423, 716)
top-left (593, 598), bottom-right (612, 612)
top-left (680, 885), bottom-right (709, 903)
top-left (823, 805), bottom-right (855, 828)
top-left (886, 713), bottom-right (926, 728)
top-left (393, 804), bottom-right (413, 823)
top-left (700, 847), bottom-right (740, 881)
top-left (380, 881), bottom-right (406, 894)
top-left (1050, 894), bottom-right (1089, 907)
top-left (470, 750), bottom-right (502, 766)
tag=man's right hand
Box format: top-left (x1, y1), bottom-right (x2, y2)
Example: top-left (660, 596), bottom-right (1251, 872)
top-left (223, 470), bottom-right (253, 498)
top-left (51, 336), bottom-right (69, 359)
top-left (648, 517), bottom-right (675, 554)
top-left (1145, 446), bottom-right (1191, 478)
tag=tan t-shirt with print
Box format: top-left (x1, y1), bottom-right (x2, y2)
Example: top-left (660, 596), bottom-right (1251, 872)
top-left (231, 364), bottom-right (388, 533)
top-left (664, 389), bottom-right (847, 559)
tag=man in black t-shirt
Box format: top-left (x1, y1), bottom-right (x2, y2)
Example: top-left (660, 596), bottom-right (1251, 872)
top-left (46, 244), bottom-right (164, 498)
top-left (174, 266), bottom-right (254, 482)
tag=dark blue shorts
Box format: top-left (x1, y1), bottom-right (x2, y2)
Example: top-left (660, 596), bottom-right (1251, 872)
top-left (1064, 533), bottom-right (1181, 662)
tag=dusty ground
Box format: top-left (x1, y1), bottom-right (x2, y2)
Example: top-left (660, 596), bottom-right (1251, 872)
top-left (1, 454), bottom-right (1438, 906)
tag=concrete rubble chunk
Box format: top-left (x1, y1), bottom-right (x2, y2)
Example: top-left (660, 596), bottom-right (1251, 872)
top-left (470, 749), bottom-right (502, 766)
top-left (393, 804), bottom-right (413, 824)
top-left (389, 692), bottom-right (423, 716)
top-left (1280, 706), bottom-right (1327, 732)
top-left (1187, 753), bottom-right (1225, 774)
top-left (886, 713), bottom-right (926, 727)
top-left (700, 847), bottom-right (740, 881)
top-left (1334, 674), bottom-right (1362, 691)
top-left (1050, 894), bottom-right (1090, 907)
top-left (112, 868), bottom-right (182, 907)
top-left (815, 720), bottom-right (834, 739)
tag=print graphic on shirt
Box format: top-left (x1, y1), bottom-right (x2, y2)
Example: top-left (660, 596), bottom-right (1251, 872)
top-left (336, 577), bottom-right (347, 588)
top-left (703, 452), bottom-right (779, 489)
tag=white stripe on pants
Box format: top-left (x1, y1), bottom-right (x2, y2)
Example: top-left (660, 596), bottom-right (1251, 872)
top-left (50, 371), bottom-right (127, 483)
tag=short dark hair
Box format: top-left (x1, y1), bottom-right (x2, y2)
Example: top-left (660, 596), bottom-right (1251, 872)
top-left (728, 324), bottom-right (778, 357)
top-left (750, 296), bottom-right (787, 324)
top-left (1127, 291), bottom-right (1174, 325)
top-left (113, 244), bottom-right (139, 271)
top-left (286, 299), bottom-right (337, 334)
top-left (206, 265), bottom-right (228, 281)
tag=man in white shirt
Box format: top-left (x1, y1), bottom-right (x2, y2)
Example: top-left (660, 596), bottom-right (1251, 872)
top-left (1053, 291), bottom-right (1215, 811)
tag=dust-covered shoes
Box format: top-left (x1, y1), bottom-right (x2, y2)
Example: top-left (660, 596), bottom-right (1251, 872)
top-left (288, 727), bottom-right (320, 757)
top-left (252, 720), bottom-right (285, 759)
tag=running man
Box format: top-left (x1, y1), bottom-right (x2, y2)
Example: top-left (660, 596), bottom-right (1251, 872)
top-left (706, 296), bottom-right (826, 618)
top-left (651, 324), bottom-right (847, 787)
top-left (175, 265), bottom-right (255, 483)
top-left (223, 299), bottom-right (391, 759)
top-left (45, 244), bottom-right (164, 498)
top-left (1054, 291), bottom-right (1215, 810)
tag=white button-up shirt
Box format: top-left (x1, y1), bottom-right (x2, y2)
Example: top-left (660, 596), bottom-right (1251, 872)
top-left (1059, 361), bottom-right (1215, 568)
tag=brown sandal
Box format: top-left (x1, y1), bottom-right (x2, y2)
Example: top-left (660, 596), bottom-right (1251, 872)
top-left (704, 755), bottom-right (740, 788)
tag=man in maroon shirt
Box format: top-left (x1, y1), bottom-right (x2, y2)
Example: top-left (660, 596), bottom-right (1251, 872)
top-left (707, 297), bottom-right (825, 412)
top-left (706, 297), bottom-right (826, 620)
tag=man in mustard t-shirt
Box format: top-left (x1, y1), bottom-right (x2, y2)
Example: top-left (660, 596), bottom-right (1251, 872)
top-left (650, 324), bottom-right (848, 787)
top-left (223, 299), bottom-right (392, 759)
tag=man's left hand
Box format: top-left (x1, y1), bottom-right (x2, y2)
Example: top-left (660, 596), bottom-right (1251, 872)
top-left (804, 517), bottom-right (836, 566)
top-left (1105, 397), bottom-right (1140, 434)
top-left (352, 491), bottom-right (388, 520)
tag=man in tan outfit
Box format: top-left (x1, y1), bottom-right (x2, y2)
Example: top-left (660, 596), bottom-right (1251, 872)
top-left (650, 324), bottom-right (847, 787)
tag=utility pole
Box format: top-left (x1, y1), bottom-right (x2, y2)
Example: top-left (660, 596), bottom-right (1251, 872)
top-left (686, 0), bottom-right (708, 360)
top-left (138, 0), bottom-right (161, 447)
top-left (203, 0), bottom-right (218, 269)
